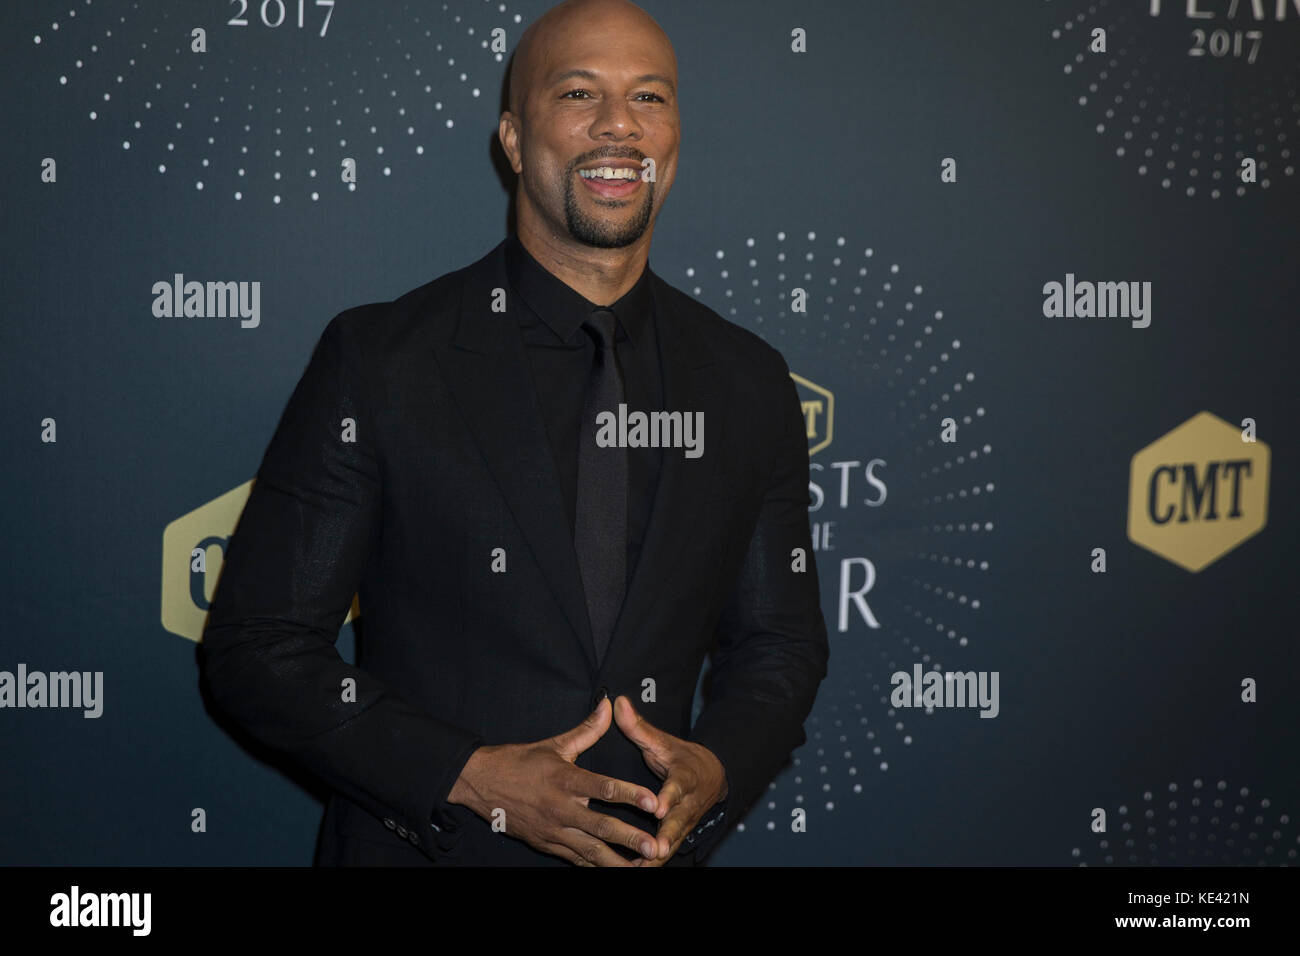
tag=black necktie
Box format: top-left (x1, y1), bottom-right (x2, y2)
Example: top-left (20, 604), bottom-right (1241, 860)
top-left (575, 309), bottom-right (627, 666)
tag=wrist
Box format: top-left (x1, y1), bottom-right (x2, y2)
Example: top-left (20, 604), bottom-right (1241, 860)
top-left (446, 745), bottom-right (494, 818)
top-left (695, 742), bottom-right (728, 803)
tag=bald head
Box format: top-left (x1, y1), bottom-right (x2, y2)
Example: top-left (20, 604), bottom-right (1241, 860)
top-left (507, 0), bottom-right (677, 121)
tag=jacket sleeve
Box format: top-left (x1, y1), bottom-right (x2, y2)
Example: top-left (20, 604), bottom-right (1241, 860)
top-left (686, 350), bottom-right (830, 860)
top-left (199, 313), bottom-right (483, 861)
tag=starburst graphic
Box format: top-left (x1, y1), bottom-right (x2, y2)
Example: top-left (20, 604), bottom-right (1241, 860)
top-left (683, 231), bottom-right (998, 841)
top-left (33, 0), bottom-right (520, 204)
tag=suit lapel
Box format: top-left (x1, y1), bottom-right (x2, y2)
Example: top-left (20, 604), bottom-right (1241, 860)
top-left (432, 242), bottom-right (599, 672)
top-left (596, 277), bottom-right (724, 678)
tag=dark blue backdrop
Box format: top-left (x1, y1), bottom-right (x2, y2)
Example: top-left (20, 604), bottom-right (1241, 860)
top-left (2, 0), bottom-right (1297, 865)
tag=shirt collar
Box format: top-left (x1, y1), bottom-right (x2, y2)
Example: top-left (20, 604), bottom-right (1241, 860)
top-left (505, 232), bottom-right (653, 347)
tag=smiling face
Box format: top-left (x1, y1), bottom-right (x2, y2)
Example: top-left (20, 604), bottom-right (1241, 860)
top-left (500, 0), bottom-right (680, 251)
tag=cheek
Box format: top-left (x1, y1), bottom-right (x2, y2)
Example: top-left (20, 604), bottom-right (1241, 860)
top-left (651, 164), bottom-right (676, 200)
top-left (524, 161), bottom-right (570, 204)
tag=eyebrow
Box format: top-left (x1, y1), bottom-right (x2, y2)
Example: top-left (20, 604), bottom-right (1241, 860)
top-left (549, 68), bottom-right (676, 96)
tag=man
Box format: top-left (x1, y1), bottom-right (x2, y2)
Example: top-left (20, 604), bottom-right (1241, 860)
top-left (200, 0), bottom-right (828, 867)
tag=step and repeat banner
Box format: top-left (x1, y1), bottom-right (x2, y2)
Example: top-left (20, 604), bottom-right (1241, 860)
top-left (3, 0), bottom-right (1296, 867)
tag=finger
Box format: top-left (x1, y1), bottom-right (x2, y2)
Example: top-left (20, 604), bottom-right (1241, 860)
top-left (631, 851), bottom-right (667, 867)
top-left (654, 800), bottom-right (698, 858)
top-left (654, 777), bottom-right (685, 820)
top-left (567, 806), bottom-right (660, 861)
top-left (555, 828), bottom-right (637, 867)
top-left (539, 841), bottom-right (591, 867)
top-left (551, 697), bottom-right (612, 760)
top-left (568, 767), bottom-right (659, 814)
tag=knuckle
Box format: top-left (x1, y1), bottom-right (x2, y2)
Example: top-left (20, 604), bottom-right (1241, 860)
top-left (549, 766), bottom-right (571, 794)
top-left (598, 776), bottom-right (619, 802)
top-left (543, 774), bottom-right (569, 804)
top-left (593, 815), bottom-right (617, 842)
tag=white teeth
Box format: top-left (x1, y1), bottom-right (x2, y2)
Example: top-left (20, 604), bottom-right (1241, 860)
top-left (579, 166), bottom-right (637, 181)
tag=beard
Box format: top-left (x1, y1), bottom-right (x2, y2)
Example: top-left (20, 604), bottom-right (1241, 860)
top-left (562, 173), bottom-right (655, 248)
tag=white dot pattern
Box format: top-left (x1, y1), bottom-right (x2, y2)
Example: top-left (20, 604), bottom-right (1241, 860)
top-left (1049, 0), bottom-right (1297, 199)
top-left (38, 0), bottom-right (508, 204)
top-left (1070, 779), bottom-right (1297, 865)
top-left (684, 232), bottom-right (995, 842)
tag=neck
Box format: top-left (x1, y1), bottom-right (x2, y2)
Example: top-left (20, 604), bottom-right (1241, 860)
top-left (513, 219), bottom-right (650, 307)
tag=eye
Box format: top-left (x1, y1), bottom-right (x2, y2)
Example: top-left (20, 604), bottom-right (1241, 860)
top-left (560, 89), bottom-right (666, 102)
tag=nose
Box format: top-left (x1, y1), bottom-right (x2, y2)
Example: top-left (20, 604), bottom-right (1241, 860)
top-left (590, 97), bottom-right (641, 139)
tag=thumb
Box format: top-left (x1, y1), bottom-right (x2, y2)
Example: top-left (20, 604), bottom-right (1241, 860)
top-left (614, 695), bottom-right (664, 757)
top-left (552, 695), bottom-right (611, 761)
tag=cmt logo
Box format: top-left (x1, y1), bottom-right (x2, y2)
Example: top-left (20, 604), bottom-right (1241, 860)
top-left (161, 481), bottom-right (358, 641)
top-left (1127, 412), bottom-right (1270, 572)
top-left (791, 373), bottom-right (833, 456)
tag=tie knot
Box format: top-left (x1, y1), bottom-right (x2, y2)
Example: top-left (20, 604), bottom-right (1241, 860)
top-left (583, 309), bottom-right (617, 350)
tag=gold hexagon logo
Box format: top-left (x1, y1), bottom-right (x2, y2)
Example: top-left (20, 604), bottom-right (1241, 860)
top-left (1127, 412), bottom-right (1270, 573)
top-left (161, 480), bottom-right (358, 642)
top-left (791, 372), bottom-right (833, 456)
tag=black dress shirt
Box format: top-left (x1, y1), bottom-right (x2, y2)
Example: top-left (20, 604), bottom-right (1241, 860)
top-left (504, 232), bottom-right (664, 593)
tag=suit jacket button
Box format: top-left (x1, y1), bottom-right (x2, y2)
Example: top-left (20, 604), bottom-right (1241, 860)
top-left (408, 831), bottom-right (420, 845)
top-left (395, 824), bottom-right (409, 838)
top-left (383, 817), bottom-right (397, 830)
top-left (593, 686), bottom-right (609, 709)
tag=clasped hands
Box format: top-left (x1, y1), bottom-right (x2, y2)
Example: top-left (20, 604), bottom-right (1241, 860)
top-left (447, 695), bottom-right (727, 866)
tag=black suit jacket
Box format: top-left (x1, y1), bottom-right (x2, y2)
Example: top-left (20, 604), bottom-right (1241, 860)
top-left (200, 238), bottom-right (829, 866)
